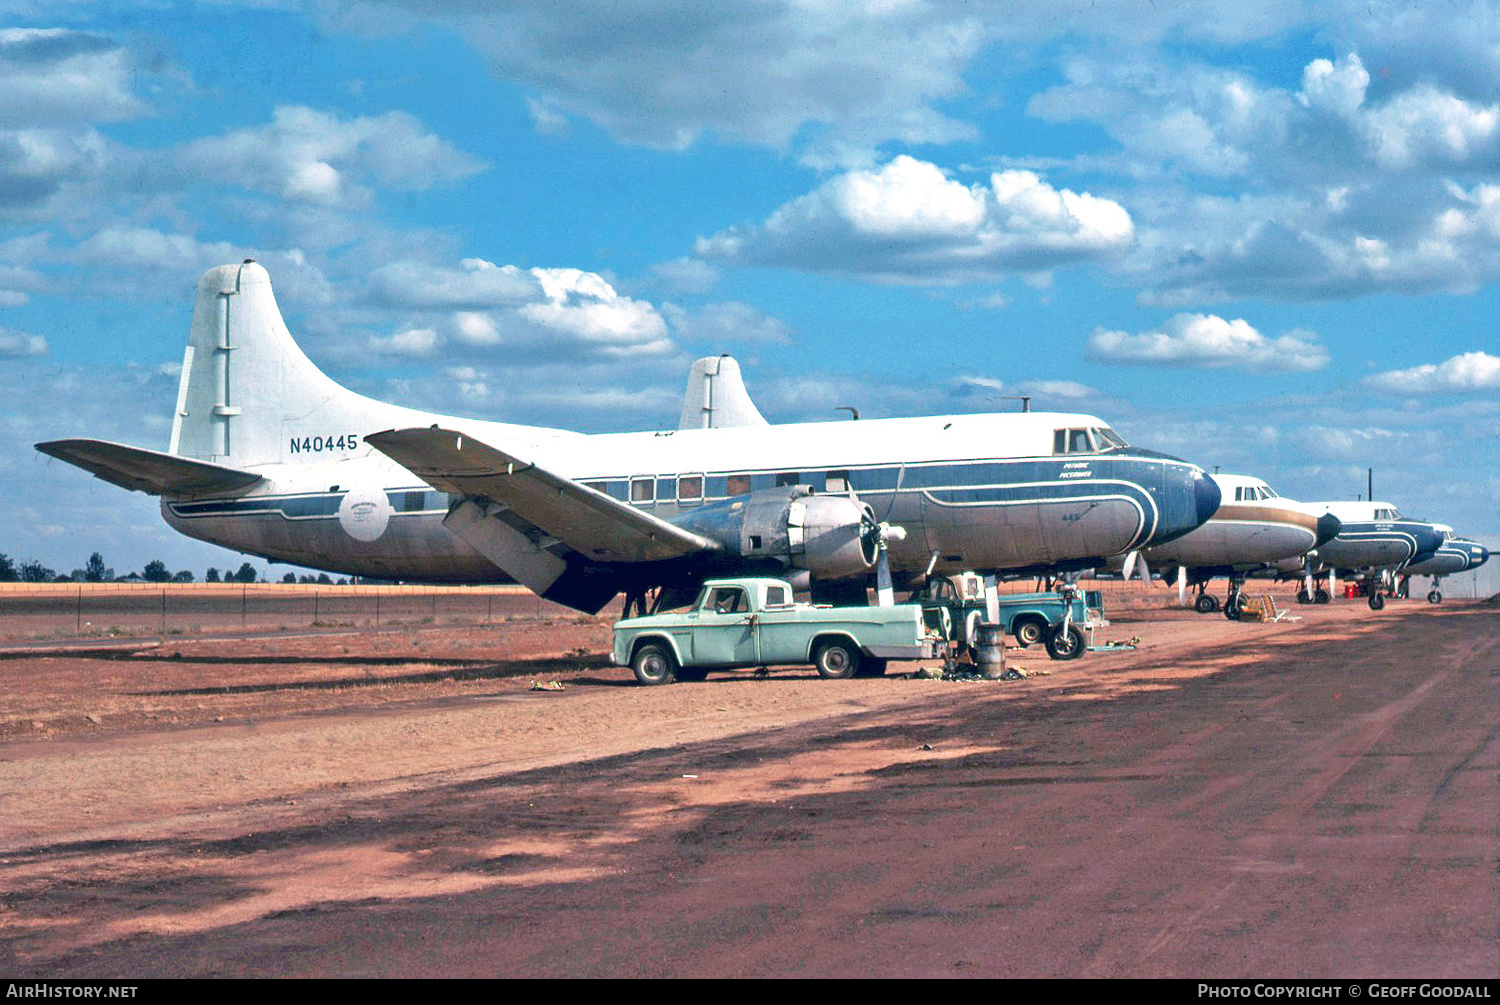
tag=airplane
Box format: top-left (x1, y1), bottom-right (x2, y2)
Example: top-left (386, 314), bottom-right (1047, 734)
top-left (1112, 472), bottom-right (1342, 619)
top-left (1395, 532), bottom-right (1489, 604)
top-left (35, 259), bottom-right (1221, 614)
top-left (1262, 500), bottom-right (1449, 610)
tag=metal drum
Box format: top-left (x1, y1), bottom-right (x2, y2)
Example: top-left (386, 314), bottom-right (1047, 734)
top-left (974, 622), bottom-right (1005, 679)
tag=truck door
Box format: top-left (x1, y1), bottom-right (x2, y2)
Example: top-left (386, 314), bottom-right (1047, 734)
top-left (694, 586), bottom-right (760, 664)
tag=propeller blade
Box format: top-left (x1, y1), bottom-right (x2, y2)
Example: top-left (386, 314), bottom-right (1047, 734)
top-left (875, 547), bottom-right (894, 606)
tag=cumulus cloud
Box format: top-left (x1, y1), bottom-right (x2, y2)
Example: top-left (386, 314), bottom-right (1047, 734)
top-left (1298, 53), bottom-right (1369, 119)
top-left (1126, 180), bottom-right (1500, 304)
top-left (0, 128), bottom-right (111, 215)
top-left (697, 156), bottom-right (1132, 283)
top-left (1087, 314), bottom-right (1329, 372)
top-left (0, 326), bottom-right (47, 358)
top-left (368, 258), bottom-right (542, 310)
top-left (369, 326), bottom-right (441, 357)
top-left (1363, 85), bottom-right (1500, 171)
top-left (364, 259), bottom-right (678, 361)
top-left (520, 268), bottom-right (672, 356)
top-left (337, 1), bottom-right (985, 168)
top-left (662, 301), bottom-right (792, 345)
top-left (72, 227), bottom-right (241, 273)
top-left (0, 29), bottom-right (149, 128)
top-left (176, 106), bottom-right (486, 208)
top-left (1364, 351), bottom-right (1500, 394)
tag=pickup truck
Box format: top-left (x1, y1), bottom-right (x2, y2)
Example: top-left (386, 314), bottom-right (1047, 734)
top-left (613, 577), bottom-right (941, 685)
top-left (914, 573), bottom-right (1106, 661)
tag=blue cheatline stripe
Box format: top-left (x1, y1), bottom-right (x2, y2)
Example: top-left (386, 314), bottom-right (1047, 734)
top-left (169, 488), bottom-right (448, 520)
top-left (167, 456), bottom-right (1183, 532)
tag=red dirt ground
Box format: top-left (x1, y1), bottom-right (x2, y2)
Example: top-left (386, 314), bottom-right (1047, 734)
top-left (0, 588), bottom-right (1494, 978)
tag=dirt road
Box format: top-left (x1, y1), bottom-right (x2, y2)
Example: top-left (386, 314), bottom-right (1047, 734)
top-left (0, 595), bottom-right (1494, 977)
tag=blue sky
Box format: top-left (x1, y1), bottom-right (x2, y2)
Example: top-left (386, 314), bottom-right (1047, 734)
top-left (1, 0), bottom-right (1495, 578)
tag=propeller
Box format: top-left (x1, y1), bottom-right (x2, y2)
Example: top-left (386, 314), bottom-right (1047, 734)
top-left (871, 521), bottom-right (907, 607)
top-left (1121, 549), bottom-right (1149, 583)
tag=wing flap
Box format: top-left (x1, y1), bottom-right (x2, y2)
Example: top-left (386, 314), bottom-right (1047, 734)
top-left (364, 427), bottom-right (717, 563)
top-left (36, 439), bottom-right (264, 496)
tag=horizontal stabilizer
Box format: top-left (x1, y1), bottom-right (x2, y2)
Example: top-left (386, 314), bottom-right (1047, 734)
top-left (35, 439), bottom-right (263, 496)
top-left (364, 427), bottom-right (719, 563)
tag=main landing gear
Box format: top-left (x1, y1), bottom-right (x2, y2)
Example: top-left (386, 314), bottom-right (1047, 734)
top-left (1295, 579), bottom-right (1332, 605)
top-left (1193, 582), bottom-right (1219, 614)
top-left (1222, 575), bottom-right (1248, 621)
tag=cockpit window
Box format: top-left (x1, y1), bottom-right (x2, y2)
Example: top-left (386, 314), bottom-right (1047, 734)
top-left (1095, 427), bottom-right (1129, 449)
top-left (1054, 426), bottom-right (1129, 455)
top-left (1054, 428), bottom-right (1101, 454)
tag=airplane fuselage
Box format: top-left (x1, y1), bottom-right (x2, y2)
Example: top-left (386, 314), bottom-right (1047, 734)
top-left (162, 410), bottom-right (1219, 586)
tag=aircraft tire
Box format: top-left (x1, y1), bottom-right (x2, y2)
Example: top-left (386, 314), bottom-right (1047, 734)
top-left (1045, 624), bottom-right (1085, 661)
top-left (1314, 589), bottom-right (1331, 604)
top-left (1223, 595), bottom-right (1242, 621)
top-left (1368, 592), bottom-right (1385, 611)
top-left (1427, 590), bottom-right (1442, 604)
top-left (1194, 594), bottom-right (1218, 614)
top-left (631, 643), bottom-right (678, 686)
top-left (813, 639), bottom-right (861, 679)
top-left (1296, 588), bottom-right (1312, 604)
top-left (1013, 617), bottom-right (1046, 647)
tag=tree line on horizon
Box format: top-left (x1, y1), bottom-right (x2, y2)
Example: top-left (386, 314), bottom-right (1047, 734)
top-left (0, 551), bottom-right (348, 586)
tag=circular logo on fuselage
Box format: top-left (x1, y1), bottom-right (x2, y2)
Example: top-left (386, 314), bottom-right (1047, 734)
top-left (337, 485), bottom-right (393, 542)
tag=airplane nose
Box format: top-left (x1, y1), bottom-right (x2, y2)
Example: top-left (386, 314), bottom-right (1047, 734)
top-left (1412, 525), bottom-right (1446, 563)
top-left (1315, 513), bottom-right (1342, 549)
top-left (1194, 471), bottom-right (1221, 527)
top-left (1475, 545), bottom-right (1491, 570)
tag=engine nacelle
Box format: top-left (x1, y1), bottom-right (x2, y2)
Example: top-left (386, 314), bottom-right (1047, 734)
top-left (671, 486), bottom-right (877, 580)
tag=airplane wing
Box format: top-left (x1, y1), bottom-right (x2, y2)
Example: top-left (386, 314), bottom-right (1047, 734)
top-left (35, 439), bottom-right (264, 496)
top-left (364, 426), bottom-right (719, 563)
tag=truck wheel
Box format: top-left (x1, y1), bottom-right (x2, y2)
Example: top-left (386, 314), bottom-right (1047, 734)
top-left (813, 640), bottom-right (861, 679)
top-left (631, 643), bottom-right (678, 686)
top-left (1013, 617), bottom-right (1046, 648)
top-left (1045, 624), bottom-right (1085, 661)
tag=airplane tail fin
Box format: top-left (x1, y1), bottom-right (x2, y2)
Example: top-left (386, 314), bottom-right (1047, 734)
top-left (170, 260), bottom-right (424, 467)
top-left (677, 354), bottom-right (769, 429)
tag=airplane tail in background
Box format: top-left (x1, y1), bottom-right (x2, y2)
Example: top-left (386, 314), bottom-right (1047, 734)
top-left (170, 260), bottom-right (426, 467)
top-left (677, 354), bottom-right (769, 430)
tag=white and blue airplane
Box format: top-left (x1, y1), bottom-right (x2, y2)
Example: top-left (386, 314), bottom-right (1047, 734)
top-left (36, 260), bottom-right (1221, 613)
top-left (1398, 533), bottom-right (1490, 604)
top-left (1264, 501), bottom-right (1451, 610)
top-left (1114, 472), bottom-right (1343, 617)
